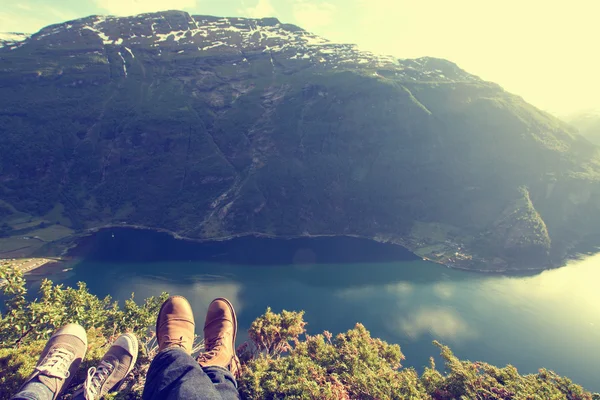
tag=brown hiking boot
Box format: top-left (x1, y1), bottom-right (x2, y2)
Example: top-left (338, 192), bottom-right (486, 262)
top-left (73, 333), bottom-right (139, 399)
top-left (156, 296), bottom-right (195, 353)
top-left (18, 323), bottom-right (87, 399)
top-left (197, 298), bottom-right (240, 376)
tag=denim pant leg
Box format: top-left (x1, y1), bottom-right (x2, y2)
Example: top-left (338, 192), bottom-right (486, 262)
top-left (203, 366), bottom-right (240, 400)
top-left (11, 381), bottom-right (54, 400)
top-left (142, 348), bottom-right (229, 400)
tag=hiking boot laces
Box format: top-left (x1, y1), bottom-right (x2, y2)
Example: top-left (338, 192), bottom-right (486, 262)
top-left (83, 360), bottom-right (114, 400)
top-left (163, 335), bottom-right (188, 349)
top-left (198, 336), bottom-right (225, 362)
top-left (36, 348), bottom-right (75, 379)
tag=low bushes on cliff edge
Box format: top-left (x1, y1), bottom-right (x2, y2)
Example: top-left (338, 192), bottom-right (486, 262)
top-left (0, 263), bottom-right (597, 400)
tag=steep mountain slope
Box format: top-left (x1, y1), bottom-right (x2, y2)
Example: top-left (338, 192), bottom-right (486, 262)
top-left (1, 10), bottom-right (600, 270)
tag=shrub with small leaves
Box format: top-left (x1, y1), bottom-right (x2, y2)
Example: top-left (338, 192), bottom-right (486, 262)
top-left (0, 264), bottom-right (168, 400)
top-left (245, 307), bottom-right (306, 358)
top-left (422, 341), bottom-right (595, 400)
top-left (239, 311), bottom-right (426, 400)
top-left (0, 264), bottom-right (167, 346)
top-left (238, 309), bottom-right (596, 400)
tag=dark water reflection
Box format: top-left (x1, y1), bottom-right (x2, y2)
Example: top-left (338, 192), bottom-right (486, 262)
top-left (30, 229), bottom-right (600, 392)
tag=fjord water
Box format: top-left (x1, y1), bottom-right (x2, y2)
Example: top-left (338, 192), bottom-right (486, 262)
top-left (35, 229), bottom-right (600, 392)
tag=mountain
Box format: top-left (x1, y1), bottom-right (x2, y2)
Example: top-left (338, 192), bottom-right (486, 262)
top-left (2, 10), bottom-right (600, 270)
top-left (565, 110), bottom-right (600, 145)
top-left (0, 33), bottom-right (30, 49)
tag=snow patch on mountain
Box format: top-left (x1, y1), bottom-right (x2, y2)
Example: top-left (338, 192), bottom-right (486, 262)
top-left (0, 32), bottom-right (30, 49)
top-left (2, 11), bottom-right (480, 83)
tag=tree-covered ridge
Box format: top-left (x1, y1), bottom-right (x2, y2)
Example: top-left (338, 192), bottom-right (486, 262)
top-left (472, 187), bottom-right (552, 268)
top-left (1, 264), bottom-right (598, 399)
top-left (2, 11), bottom-right (600, 270)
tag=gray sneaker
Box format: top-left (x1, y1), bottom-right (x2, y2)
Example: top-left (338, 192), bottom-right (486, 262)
top-left (74, 333), bottom-right (139, 400)
top-left (19, 323), bottom-right (88, 399)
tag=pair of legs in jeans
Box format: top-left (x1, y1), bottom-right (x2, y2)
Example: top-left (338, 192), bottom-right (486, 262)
top-left (12, 297), bottom-right (240, 400)
top-left (144, 347), bottom-right (238, 400)
top-left (144, 296), bottom-right (240, 400)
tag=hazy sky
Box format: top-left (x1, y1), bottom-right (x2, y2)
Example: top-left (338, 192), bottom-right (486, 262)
top-left (1, 0), bottom-right (598, 115)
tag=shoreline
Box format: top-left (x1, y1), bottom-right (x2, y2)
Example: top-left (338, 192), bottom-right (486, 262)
top-left (0, 257), bottom-right (63, 275)
top-left (73, 224), bottom-right (559, 274)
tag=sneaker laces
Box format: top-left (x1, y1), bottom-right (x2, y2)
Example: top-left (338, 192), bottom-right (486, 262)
top-left (83, 360), bottom-right (114, 400)
top-left (36, 348), bottom-right (75, 379)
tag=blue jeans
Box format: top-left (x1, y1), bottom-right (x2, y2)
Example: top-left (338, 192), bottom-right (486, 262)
top-left (143, 348), bottom-right (240, 400)
top-left (11, 381), bottom-right (53, 400)
top-left (12, 378), bottom-right (99, 400)
top-left (13, 348), bottom-right (239, 400)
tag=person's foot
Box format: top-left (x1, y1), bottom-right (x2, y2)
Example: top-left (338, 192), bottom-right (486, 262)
top-left (73, 333), bottom-right (139, 400)
top-left (197, 298), bottom-right (240, 376)
top-left (156, 296), bottom-right (195, 353)
top-left (19, 323), bottom-right (87, 399)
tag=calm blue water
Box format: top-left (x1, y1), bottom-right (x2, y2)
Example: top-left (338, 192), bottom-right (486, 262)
top-left (29, 229), bottom-right (600, 392)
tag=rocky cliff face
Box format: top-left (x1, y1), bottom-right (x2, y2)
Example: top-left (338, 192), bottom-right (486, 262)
top-left (1, 10), bottom-right (600, 270)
